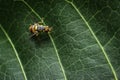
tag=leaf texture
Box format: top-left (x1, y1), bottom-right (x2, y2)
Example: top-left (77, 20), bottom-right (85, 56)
top-left (0, 0), bottom-right (120, 80)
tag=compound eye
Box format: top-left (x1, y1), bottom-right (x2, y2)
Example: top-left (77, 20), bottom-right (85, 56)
top-left (44, 27), bottom-right (49, 31)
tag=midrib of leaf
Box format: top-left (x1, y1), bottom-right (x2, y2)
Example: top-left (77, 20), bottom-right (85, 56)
top-left (16, 0), bottom-right (67, 80)
top-left (65, 0), bottom-right (118, 80)
top-left (48, 33), bottom-right (67, 80)
top-left (0, 25), bottom-right (28, 80)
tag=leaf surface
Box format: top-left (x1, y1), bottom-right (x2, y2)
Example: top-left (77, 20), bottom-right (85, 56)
top-left (0, 0), bottom-right (120, 80)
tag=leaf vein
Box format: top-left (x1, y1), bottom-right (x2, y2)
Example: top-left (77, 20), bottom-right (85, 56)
top-left (65, 0), bottom-right (118, 80)
top-left (19, 0), bottom-right (68, 80)
top-left (0, 25), bottom-right (28, 80)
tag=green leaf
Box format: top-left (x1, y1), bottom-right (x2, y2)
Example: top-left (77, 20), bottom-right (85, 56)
top-left (0, 0), bottom-right (120, 80)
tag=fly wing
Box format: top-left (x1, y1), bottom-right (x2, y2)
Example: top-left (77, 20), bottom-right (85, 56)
top-left (37, 25), bottom-right (45, 31)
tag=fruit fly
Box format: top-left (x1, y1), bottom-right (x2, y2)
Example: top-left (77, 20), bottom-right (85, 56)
top-left (29, 22), bottom-right (52, 37)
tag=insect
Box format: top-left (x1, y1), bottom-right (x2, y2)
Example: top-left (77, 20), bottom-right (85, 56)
top-left (29, 22), bottom-right (52, 37)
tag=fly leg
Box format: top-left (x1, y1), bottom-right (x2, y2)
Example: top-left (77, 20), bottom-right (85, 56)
top-left (30, 31), bottom-right (39, 38)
